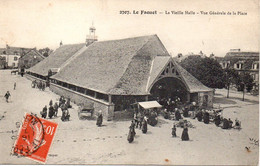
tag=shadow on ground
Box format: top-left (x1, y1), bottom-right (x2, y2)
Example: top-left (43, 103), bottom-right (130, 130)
top-left (228, 97), bottom-right (259, 104)
top-left (213, 97), bottom-right (237, 105)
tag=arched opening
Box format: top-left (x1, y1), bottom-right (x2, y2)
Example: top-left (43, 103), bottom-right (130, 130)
top-left (150, 77), bottom-right (189, 103)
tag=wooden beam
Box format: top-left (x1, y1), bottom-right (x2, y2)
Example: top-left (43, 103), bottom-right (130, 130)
top-left (108, 95), bottom-right (112, 104)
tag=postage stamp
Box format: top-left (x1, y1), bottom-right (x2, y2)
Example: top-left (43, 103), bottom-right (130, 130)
top-left (12, 113), bottom-right (58, 163)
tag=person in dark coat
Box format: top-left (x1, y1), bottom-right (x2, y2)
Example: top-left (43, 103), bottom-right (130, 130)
top-left (60, 103), bottom-right (67, 112)
top-left (234, 118), bottom-right (241, 129)
top-left (38, 81), bottom-right (42, 90)
top-left (49, 100), bottom-right (53, 106)
top-left (181, 125), bottom-right (189, 141)
top-left (61, 109), bottom-right (70, 121)
top-left (14, 82), bottom-right (16, 90)
top-left (32, 80), bottom-right (36, 88)
top-left (4, 91), bottom-right (11, 103)
top-left (59, 96), bottom-right (64, 107)
top-left (48, 105), bottom-right (54, 119)
top-left (142, 119), bottom-right (148, 134)
top-left (66, 98), bottom-right (71, 108)
top-left (127, 126), bottom-right (135, 143)
top-left (175, 108), bottom-right (182, 121)
top-left (40, 105), bottom-right (47, 118)
top-left (203, 111), bottom-right (210, 124)
top-left (183, 107), bottom-right (189, 117)
top-left (96, 112), bottom-right (103, 127)
top-left (53, 102), bottom-right (59, 117)
top-left (214, 114), bottom-right (221, 126)
top-left (163, 109), bottom-right (169, 119)
top-left (172, 124), bottom-right (177, 137)
top-left (130, 120), bottom-right (135, 129)
top-left (42, 82), bottom-right (45, 91)
top-left (196, 110), bottom-right (203, 122)
top-left (222, 118), bottom-right (229, 129)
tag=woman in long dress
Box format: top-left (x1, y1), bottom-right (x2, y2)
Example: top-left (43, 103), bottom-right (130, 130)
top-left (96, 112), bottom-right (103, 127)
top-left (172, 125), bottom-right (177, 137)
top-left (181, 126), bottom-right (189, 141)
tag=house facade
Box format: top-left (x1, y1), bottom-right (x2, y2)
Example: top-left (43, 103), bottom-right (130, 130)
top-left (18, 49), bottom-right (45, 69)
top-left (217, 49), bottom-right (259, 90)
top-left (0, 45), bottom-right (33, 68)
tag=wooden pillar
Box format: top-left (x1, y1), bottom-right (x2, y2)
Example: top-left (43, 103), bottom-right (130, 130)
top-left (108, 95), bottom-right (112, 104)
top-left (145, 95), bottom-right (149, 101)
top-left (187, 92), bottom-right (190, 103)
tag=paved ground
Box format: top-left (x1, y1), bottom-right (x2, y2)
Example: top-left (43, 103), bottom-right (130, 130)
top-left (0, 70), bottom-right (259, 165)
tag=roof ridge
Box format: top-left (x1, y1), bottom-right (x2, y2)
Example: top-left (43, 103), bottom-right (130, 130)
top-left (94, 34), bottom-right (156, 44)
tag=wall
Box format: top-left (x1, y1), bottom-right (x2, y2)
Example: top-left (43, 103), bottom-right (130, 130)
top-left (198, 91), bottom-right (213, 108)
top-left (19, 53), bottom-right (44, 69)
top-left (1, 54), bottom-right (20, 67)
top-left (49, 83), bottom-right (114, 121)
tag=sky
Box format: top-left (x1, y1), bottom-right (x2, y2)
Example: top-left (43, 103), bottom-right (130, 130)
top-left (0, 0), bottom-right (259, 57)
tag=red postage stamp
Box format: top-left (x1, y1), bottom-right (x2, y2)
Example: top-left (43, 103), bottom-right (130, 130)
top-left (12, 113), bottom-right (58, 163)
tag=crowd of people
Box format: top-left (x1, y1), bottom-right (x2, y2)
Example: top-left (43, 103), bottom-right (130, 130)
top-left (31, 80), bottom-right (46, 91)
top-left (126, 96), bottom-right (243, 143)
top-left (194, 108), bottom-right (241, 130)
top-left (159, 97), bottom-right (241, 131)
top-left (40, 96), bottom-right (72, 122)
top-left (128, 114), bottom-right (148, 143)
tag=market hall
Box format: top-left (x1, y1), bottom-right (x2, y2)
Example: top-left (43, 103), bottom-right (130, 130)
top-left (26, 34), bottom-right (213, 120)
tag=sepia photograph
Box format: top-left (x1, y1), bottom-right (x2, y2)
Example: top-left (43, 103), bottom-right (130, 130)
top-left (0, 0), bottom-right (259, 165)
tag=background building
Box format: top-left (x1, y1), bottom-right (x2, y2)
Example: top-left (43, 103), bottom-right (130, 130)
top-left (217, 49), bottom-right (259, 90)
top-left (18, 49), bottom-right (45, 69)
top-left (0, 45), bottom-right (44, 69)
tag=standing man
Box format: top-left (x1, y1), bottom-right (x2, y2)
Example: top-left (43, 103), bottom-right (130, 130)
top-left (40, 105), bottom-right (47, 118)
top-left (13, 82), bottom-right (16, 90)
top-left (96, 111), bottom-right (103, 127)
top-left (172, 124), bottom-right (177, 137)
top-left (4, 91), bottom-right (11, 103)
top-left (48, 105), bottom-right (54, 119)
top-left (53, 102), bottom-right (59, 117)
top-left (49, 100), bottom-right (53, 106)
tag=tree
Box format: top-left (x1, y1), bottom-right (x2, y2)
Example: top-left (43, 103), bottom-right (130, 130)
top-left (38, 47), bottom-right (53, 57)
top-left (223, 68), bottom-right (239, 98)
top-left (179, 56), bottom-right (226, 89)
top-left (236, 72), bottom-right (254, 92)
top-left (224, 69), bottom-right (253, 100)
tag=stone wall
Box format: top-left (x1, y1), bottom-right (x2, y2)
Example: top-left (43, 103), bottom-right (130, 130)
top-left (49, 83), bottom-right (114, 121)
top-left (198, 91), bottom-right (214, 108)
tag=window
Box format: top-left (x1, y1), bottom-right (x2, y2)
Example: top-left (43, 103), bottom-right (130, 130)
top-left (14, 57), bottom-right (18, 61)
top-left (236, 63), bottom-right (239, 69)
top-left (253, 63), bottom-right (259, 70)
